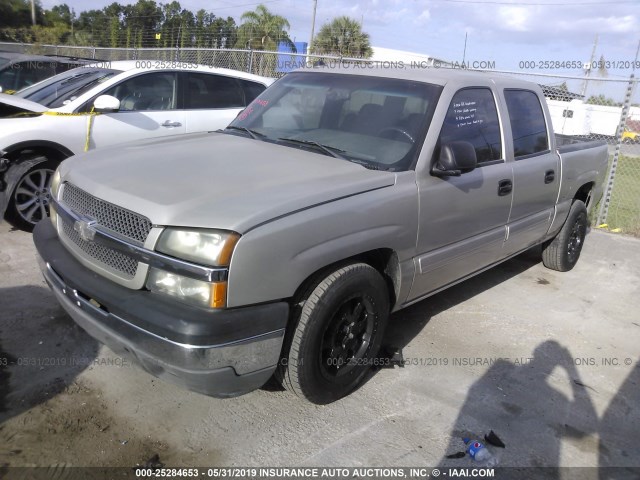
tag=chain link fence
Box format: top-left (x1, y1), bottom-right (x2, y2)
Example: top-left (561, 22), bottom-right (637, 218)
top-left (2, 42), bottom-right (639, 235)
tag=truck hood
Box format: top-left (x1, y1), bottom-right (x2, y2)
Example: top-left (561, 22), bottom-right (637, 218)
top-left (0, 93), bottom-right (48, 114)
top-left (60, 132), bottom-right (396, 232)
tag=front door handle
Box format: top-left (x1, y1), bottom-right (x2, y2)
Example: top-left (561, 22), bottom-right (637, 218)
top-left (498, 179), bottom-right (512, 196)
top-left (161, 120), bottom-right (182, 127)
top-left (545, 169), bottom-right (555, 184)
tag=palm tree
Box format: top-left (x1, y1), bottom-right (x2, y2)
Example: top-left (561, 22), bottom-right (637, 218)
top-left (235, 4), bottom-right (294, 51)
top-left (312, 16), bottom-right (372, 58)
top-left (234, 4), bottom-right (295, 76)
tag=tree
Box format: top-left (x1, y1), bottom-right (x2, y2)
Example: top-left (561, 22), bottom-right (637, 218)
top-left (0, 0), bottom-right (43, 28)
top-left (123, 0), bottom-right (162, 48)
top-left (44, 4), bottom-right (74, 27)
top-left (312, 16), bottom-right (372, 58)
top-left (586, 94), bottom-right (621, 107)
top-left (234, 4), bottom-right (294, 52)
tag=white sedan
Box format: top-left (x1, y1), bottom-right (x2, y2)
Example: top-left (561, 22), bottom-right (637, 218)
top-left (0, 60), bottom-right (273, 229)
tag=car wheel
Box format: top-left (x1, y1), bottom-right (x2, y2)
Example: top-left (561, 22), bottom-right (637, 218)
top-left (278, 263), bottom-right (390, 404)
top-left (6, 159), bottom-right (57, 232)
top-left (542, 200), bottom-right (588, 272)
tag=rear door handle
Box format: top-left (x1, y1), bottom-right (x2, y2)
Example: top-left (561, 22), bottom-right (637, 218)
top-left (545, 169), bottom-right (555, 184)
top-left (161, 120), bottom-right (182, 127)
top-left (498, 179), bottom-right (512, 196)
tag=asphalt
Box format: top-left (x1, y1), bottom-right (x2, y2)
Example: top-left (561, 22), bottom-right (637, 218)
top-left (0, 221), bottom-right (639, 474)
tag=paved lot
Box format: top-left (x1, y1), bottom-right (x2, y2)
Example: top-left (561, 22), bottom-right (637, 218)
top-left (1, 221), bottom-right (639, 472)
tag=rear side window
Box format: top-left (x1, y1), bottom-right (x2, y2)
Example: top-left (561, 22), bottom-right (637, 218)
top-left (438, 87), bottom-right (502, 164)
top-left (185, 73), bottom-right (244, 109)
top-left (504, 89), bottom-right (549, 158)
top-left (239, 79), bottom-right (266, 104)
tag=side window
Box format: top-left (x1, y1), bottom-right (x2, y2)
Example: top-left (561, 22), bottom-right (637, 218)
top-left (102, 72), bottom-right (177, 111)
top-left (439, 88), bottom-right (502, 164)
top-left (504, 89), bottom-right (549, 158)
top-left (239, 79), bottom-right (266, 104)
top-left (186, 73), bottom-right (244, 109)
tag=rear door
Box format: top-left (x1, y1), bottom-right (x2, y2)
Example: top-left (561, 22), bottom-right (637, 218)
top-left (409, 86), bottom-right (513, 301)
top-left (502, 89), bottom-right (560, 255)
top-left (182, 72), bottom-right (267, 133)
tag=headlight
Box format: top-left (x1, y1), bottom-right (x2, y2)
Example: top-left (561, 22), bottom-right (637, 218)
top-left (49, 169), bottom-right (61, 229)
top-left (146, 268), bottom-right (227, 309)
top-left (156, 228), bottom-right (239, 267)
top-left (150, 228), bottom-right (240, 309)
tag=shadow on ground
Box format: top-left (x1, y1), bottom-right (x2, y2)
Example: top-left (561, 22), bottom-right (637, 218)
top-left (0, 285), bottom-right (100, 425)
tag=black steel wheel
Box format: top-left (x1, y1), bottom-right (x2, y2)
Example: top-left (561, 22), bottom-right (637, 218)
top-left (278, 263), bottom-right (390, 404)
top-left (542, 200), bottom-right (588, 272)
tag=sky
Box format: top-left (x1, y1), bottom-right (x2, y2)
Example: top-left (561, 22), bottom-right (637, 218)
top-left (39, 0), bottom-right (640, 100)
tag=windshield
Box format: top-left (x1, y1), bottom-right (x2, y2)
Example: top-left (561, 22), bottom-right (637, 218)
top-left (14, 67), bottom-right (122, 108)
top-left (0, 56), bottom-right (10, 69)
top-left (228, 71), bottom-right (442, 171)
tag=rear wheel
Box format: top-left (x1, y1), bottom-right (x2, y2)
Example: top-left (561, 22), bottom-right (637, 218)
top-left (542, 200), bottom-right (588, 272)
top-left (278, 263), bottom-right (390, 404)
top-left (6, 159), bottom-right (56, 231)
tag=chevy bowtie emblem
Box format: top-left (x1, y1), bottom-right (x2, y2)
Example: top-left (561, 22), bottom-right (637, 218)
top-left (74, 218), bottom-right (97, 242)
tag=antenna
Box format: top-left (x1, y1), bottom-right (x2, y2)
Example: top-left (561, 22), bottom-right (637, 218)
top-left (462, 32), bottom-right (468, 64)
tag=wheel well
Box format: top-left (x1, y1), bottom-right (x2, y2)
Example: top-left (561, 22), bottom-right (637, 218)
top-left (5, 147), bottom-right (69, 163)
top-left (3, 143), bottom-right (71, 164)
top-left (291, 248), bottom-right (400, 310)
top-left (574, 182), bottom-right (594, 207)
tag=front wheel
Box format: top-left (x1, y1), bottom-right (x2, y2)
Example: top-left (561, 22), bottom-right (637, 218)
top-left (5, 159), bottom-right (57, 231)
top-left (542, 200), bottom-right (588, 272)
top-left (278, 263), bottom-right (390, 404)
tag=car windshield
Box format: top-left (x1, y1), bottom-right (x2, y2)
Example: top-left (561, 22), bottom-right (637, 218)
top-left (0, 56), bottom-right (10, 69)
top-left (228, 71), bottom-right (442, 171)
top-left (14, 67), bottom-right (122, 108)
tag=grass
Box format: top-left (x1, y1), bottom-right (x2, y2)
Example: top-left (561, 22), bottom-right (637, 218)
top-left (598, 154), bottom-right (640, 237)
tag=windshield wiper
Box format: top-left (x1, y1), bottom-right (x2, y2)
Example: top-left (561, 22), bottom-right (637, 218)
top-left (223, 126), bottom-right (266, 140)
top-left (277, 137), bottom-right (347, 160)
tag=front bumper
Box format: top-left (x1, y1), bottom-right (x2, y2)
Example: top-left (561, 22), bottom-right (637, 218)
top-left (33, 219), bottom-right (289, 398)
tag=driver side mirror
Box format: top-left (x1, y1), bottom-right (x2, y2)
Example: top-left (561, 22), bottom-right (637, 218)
top-left (93, 94), bottom-right (120, 112)
top-left (431, 141), bottom-right (477, 177)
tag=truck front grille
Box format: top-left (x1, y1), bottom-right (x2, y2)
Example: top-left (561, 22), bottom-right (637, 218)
top-left (59, 183), bottom-right (153, 280)
top-left (62, 183), bottom-right (152, 244)
top-left (61, 220), bottom-right (139, 278)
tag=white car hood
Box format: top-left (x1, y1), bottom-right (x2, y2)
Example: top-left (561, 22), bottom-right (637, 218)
top-left (0, 93), bottom-right (48, 113)
top-left (60, 132), bottom-right (396, 233)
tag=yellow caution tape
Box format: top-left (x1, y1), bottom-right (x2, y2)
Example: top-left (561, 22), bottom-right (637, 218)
top-left (42, 111), bottom-right (100, 117)
top-left (42, 110), bottom-right (100, 152)
top-left (596, 224), bottom-right (608, 229)
top-left (85, 108), bottom-right (97, 152)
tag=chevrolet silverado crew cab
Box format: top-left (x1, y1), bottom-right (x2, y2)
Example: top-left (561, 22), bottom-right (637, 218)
top-left (34, 67), bottom-right (608, 404)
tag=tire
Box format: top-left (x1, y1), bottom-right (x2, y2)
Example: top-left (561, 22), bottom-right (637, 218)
top-left (542, 200), bottom-right (588, 272)
top-left (5, 159), bottom-right (57, 232)
top-left (278, 263), bottom-right (390, 404)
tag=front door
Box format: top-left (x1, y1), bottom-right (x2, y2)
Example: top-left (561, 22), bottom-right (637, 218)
top-left (408, 87), bottom-right (512, 302)
top-left (87, 71), bottom-right (185, 150)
